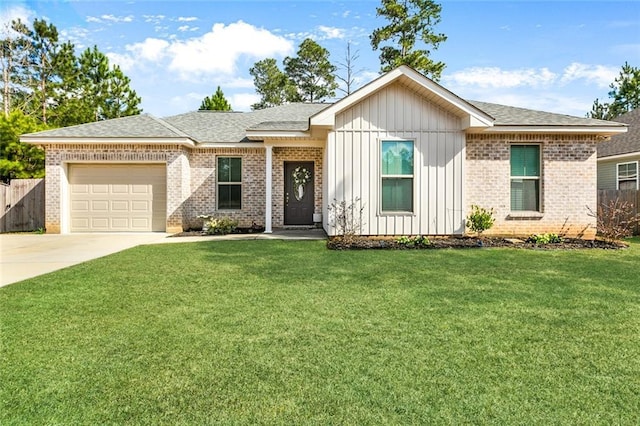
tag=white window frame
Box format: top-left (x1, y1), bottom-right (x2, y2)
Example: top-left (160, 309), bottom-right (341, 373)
top-left (379, 139), bottom-right (415, 215)
top-left (217, 156), bottom-right (243, 210)
top-left (616, 161), bottom-right (639, 190)
top-left (510, 144), bottom-right (542, 212)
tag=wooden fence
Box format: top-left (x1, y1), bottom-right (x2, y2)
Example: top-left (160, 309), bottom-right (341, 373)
top-left (0, 179), bottom-right (45, 233)
top-left (597, 189), bottom-right (640, 235)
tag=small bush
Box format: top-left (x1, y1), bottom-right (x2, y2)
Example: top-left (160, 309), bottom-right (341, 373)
top-left (527, 233), bottom-right (563, 245)
top-left (396, 235), bottom-right (431, 248)
top-left (328, 198), bottom-right (365, 243)
top-left (587, 199), bottom-right (640, 242)
top-left (466, 205), bottom-right (495, 236)
top-left (198, 216), bottom-right (238, 235)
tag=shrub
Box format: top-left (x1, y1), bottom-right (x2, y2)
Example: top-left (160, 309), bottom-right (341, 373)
top-left (527, 233), bottom-right (563, 245)
top-left (396, 235), bottom-right (431, 248)
top-left (198, 215), bottom-right (238, 235)
top-left (328, 198), bottom-right (365, 242)
top-left (587, 199), bottom-right (640, 242)
top-left (466, 205), bottom-right (495, 236)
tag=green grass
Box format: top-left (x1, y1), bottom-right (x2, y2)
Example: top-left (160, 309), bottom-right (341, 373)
top-left (2, 238), bottom-right (640, 424)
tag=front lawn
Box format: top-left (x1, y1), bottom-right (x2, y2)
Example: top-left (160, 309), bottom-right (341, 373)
top-left (2, 239), bottom-right (639, 424)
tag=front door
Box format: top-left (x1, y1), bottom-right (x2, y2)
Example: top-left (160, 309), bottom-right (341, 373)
top-left (284, 161), bottom-right (314, 225)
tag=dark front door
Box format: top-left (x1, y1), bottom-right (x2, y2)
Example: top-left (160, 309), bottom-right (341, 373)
top-left (284, 161), bottom-right (314, 225)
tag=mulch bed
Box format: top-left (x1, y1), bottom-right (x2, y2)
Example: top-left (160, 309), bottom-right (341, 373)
top-left (170, 226), bottom-right (265, 237)
top-left (326, 236), bottom-right (627, 250)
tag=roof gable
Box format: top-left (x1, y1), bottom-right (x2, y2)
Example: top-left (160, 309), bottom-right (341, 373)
top-left (310, 65), bottom-right (494, 129)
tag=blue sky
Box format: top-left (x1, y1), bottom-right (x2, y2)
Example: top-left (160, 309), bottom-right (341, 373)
top-left (1, 1), bottom-right (639, 118)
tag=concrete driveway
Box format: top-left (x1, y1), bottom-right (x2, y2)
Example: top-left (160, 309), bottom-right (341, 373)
top-left (0, 233), bottom-right (170, 287)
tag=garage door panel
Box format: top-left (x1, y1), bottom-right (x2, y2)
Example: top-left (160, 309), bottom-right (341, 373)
top-left (71, 200), bottom-right (90, 212)
top-left (69, 164), bottom-right (166, 232)
top-left (131, 200), bottom-right (150, 212)
top-left (111, 200), bottom-right (130, 211)
top-left (71, 218), bottom-right (90, 230)
top-left (131, 184), bottom-right (151, 194)
top-left (72, 184), bottom-right (89, 194)
top-left (91, 184), bottom-right (109, 194)
top-left (91, 218), bottom-right (109, 230)
top-left (91, 200), bottom-right (109, 212)
top-left (111, 184), bottom-right (130, 194)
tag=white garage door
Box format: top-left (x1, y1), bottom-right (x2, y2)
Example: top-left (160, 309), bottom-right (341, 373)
top-left (69, 164), bottom-right (166, 232)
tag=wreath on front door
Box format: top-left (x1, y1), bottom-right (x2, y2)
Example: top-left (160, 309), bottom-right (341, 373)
top-left (292, 167), bottom-right (312, 201)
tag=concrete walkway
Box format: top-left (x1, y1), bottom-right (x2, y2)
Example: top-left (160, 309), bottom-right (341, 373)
top-left (0, 229), bottom-right (326, 287)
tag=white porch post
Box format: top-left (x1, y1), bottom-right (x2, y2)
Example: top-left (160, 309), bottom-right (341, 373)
top-left (264, 145), bottom-right (273, 233)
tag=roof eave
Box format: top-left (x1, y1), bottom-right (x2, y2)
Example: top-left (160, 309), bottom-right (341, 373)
top-left (597, 151), bottom-right (640, 161)
top-left (245, 130), bottom-right (310, 141)
top-left (20, 136), bottom-right (196, 147)
top-left (471, 125), bottom-right (628, 136)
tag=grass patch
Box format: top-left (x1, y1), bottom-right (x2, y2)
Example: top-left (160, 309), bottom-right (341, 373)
top-left (2, 238), bottom-right (640, 424)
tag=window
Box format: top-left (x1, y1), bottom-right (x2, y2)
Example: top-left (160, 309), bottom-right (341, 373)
top-left (617, 162), bottom-right (638, 190)
top-left (381, 140), bottom-right (414, 212)
top-left (510, 145), bottom-right (540, 211)
top-left (217, 157), bottom-right (242, 209)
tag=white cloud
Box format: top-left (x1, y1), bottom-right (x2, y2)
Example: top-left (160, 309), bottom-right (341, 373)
top-left (177, 25), bottom-right (190, 32)
top-left (230, 93), bottom-right (260, 111)
top-left (100, 14), bottom-right (134, 23)
top-left (560, 63), bottom-right (619, 87)
top-left (318, 25), bottom-right (345, 40)
top-left (0, 5), bottom-right (34, 33)
top-left (443, 67), bottom-right (557, 89)
top-left (106, 52), bottom-right (136, 72)
top-left (60, 27), bottom-right (91, 49)
top-left (143, 15), bottom-right (166, 24)
top-left (178, 17), bottom-right (198, 22)
top-left (167, 21), bottom-right (293, 77)
top-left (125, 38), bottom-right (170, 62)
top-left (86, 16), bottom-right (101, 23)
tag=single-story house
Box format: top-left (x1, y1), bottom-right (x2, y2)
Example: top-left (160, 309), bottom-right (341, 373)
top-left (22, 65), bottom-right (627, 238)
top-left (597, 108), bottom-right (639, 190)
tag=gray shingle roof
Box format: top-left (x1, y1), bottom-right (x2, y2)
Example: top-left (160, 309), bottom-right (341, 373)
top-left (164, 103), bottom-right (330, 143)
top-left (21, 114), bottom-right (189, 138)
top-left (597, 108), bottom-right (640, 158)
top-left (467, 100), bottom-right (621, 127)
top-left (21, 99), bottom-right (624, 144)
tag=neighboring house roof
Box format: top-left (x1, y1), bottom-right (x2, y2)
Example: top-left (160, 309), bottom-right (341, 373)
top-left (21, 67), bottom-right (627, 144)
top-left (597, 108), bottom-right (640, 158)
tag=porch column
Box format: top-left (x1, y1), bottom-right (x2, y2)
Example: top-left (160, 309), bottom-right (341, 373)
top-left (264, 145), bottom-right (273, 233)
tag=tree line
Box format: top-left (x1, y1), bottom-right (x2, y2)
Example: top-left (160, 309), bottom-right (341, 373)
top-left (1, 17), bottom-right (142, 181)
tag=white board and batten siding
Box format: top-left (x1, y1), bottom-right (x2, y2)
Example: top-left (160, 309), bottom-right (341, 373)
top-left (326, 82), bottom-right (466, 236)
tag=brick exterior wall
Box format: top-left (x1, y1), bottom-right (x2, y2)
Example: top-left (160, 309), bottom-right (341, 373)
top-left (466, 134), bottom-right (598, 238)
top-left (272, 147), bottom-right (323, 227)
top-left (42, 144), bottom-right (322, 233)
top-left (186, 148), bottom-right (265, 230)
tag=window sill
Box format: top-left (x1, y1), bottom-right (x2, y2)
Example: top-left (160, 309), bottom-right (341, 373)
top-left (380, 212), bottom-right (415, 217)
top-left (507, 211), bottom-right (543, 220)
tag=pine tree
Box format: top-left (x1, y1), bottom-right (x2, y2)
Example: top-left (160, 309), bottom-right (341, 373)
top-left (199, 86), bottom-right (232, 111)
top-left (370, 0), bottom-right (447, 80)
